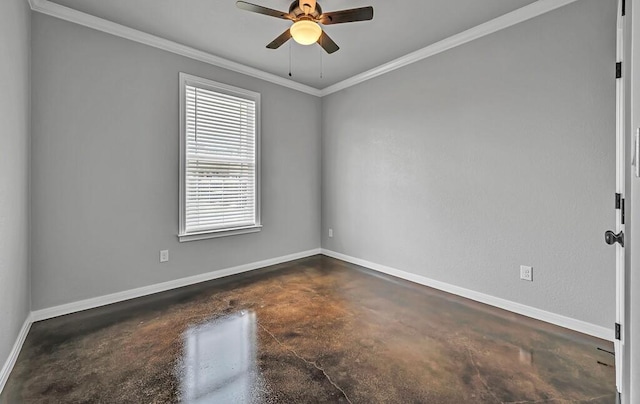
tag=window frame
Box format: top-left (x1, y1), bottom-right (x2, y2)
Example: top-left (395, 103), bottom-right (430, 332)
top-left (178, 73), bottom-right (261, 242)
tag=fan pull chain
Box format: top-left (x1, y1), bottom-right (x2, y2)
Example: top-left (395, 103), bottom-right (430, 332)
top-left (288, 42), bottom-right (292, 77)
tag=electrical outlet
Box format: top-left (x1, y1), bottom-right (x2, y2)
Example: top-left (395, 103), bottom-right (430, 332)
top-left (160, 250), bottom-right (169, 263)
top-left (328, 228), bottom-right (333, 238)
top-left (520, 265), bottom-right (533, 281)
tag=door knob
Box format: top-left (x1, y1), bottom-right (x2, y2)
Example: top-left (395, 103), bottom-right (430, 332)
top-left (605, 230), bottom-right (624, 247)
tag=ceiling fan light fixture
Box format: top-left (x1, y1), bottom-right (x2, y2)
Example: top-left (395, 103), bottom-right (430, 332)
top-left (290, 20), bottom-right (322, 45)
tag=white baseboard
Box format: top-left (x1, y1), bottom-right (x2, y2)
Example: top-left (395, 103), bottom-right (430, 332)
top-left (321, 249), bottom-right (613, 341)
top-left (0, 316), bottom-right (32, 394)
top-left (0, 247), bottom-right (612, 395)
top-left (3, 249), bottom-right (320, 394)
top-left (31, 248), bottom-right (321, 322)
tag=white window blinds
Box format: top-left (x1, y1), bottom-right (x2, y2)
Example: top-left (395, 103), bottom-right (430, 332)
top-left (180, 74), bottom-right (260, 241)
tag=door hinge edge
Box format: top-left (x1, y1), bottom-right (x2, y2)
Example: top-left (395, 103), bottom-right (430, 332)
top-left (616, 194), bottom-right (625, 224)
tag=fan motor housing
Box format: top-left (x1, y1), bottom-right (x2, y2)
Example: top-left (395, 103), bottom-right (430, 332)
top-left (289, 0), bottom-right (322, 19)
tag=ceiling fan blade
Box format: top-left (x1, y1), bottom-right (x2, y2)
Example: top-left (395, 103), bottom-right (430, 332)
top-left (319, 6), bottom-right (374, 25)
top-left (317, 31), bottom-right (339, 54)
top-left (236, 1), bottom-right (292, 20)
top-left (266, 29), bottom-right (292, 49)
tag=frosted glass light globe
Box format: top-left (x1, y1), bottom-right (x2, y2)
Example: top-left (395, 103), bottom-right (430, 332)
top-left (290, 20), bottom-right (322, 45)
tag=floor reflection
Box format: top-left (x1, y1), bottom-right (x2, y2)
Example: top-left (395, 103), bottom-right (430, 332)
top-left (180, 311), bottom-right (260, 404)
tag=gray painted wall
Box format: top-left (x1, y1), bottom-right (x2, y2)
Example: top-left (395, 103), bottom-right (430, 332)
top-left (0, 0), bottom-right (31, 372)
top-left (321, 0), bottom-right (616, 328)
top-left (30, 14), bottom-right (321, 310)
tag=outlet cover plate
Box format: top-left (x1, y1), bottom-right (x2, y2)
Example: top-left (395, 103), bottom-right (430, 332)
top-left (520, 265), bottom-right (533, 281)
top-left (160, 250), bottom-right (169, 263)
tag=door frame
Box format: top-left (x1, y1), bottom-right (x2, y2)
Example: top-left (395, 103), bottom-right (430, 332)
top-left (624, 0), bottom-right (640, 402)
top-left (615, 0), bottom-right (626, 396)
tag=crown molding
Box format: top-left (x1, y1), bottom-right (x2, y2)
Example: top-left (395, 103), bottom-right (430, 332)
top-left (319, 0), bottom-right (581, 96)
top-left (28, 0), bottom-right (580, 98)
top-left (27, 0), bottom-right (323, 97)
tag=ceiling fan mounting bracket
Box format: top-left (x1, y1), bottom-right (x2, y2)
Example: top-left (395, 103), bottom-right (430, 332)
top-left (289, 0), bottom-right (322, 19)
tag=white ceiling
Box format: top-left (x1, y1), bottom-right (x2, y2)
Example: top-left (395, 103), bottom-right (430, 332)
top-left (47, 0), bottom-right (537, 89)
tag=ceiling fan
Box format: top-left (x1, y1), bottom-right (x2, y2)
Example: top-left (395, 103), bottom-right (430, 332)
top-left (236, 0), bottom-right (374, 54)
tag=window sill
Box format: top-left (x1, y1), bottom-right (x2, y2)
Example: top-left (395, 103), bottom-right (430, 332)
top-left (178, 225), bottom-right (262, 242)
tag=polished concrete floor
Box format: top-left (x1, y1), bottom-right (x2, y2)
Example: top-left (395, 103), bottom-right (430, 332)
top-left (1, 255), bottom-right (615, 403)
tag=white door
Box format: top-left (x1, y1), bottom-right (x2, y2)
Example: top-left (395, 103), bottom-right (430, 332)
top-left (613, 0), bottom-right (626, 396)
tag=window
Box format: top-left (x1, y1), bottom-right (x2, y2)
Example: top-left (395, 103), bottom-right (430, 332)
top-left (179, 73), bottom-right (261, 242)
